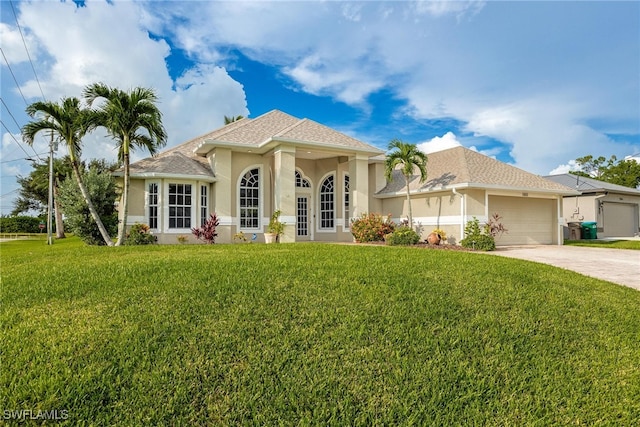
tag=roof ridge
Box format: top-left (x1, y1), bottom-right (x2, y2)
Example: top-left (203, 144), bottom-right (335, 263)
top-left (274, 117), bottom-right (307, 137)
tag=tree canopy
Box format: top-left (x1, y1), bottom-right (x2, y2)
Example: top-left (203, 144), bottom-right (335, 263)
top-left (571, 155), bottom-right (640, 188)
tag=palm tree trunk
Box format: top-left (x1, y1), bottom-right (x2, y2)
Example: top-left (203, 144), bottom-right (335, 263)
top-left (405, 175), bottom-right (413, 228)
top-left (71, 160), bottom-right (113, 246)
top-left (115, 152), bottom-right (130, 246)
top-left (53, 183), bottom-right (65, 238)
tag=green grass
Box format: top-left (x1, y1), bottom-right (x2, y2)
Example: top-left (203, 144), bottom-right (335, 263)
top-left (2, 238), bottom-right (639, 425)
top-left (564, 239), bottom-right (640, 250)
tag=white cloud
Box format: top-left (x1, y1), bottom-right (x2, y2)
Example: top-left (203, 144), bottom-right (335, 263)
top-left (548, 160), bottom-right (580, 176)
top-left (9, 0), bottom-right (248, 164)
top-left (417, 131), bottom-right (462, 153)
top-left (414, 0), bottom-right (486, 19)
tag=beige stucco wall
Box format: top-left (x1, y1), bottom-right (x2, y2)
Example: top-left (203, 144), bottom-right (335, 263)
top-left (465, 189), bottom-right (486, 217)
top-left (380, 191), bottom-right (466, 242)
top-left (127, 179), bottom-right (145, 217)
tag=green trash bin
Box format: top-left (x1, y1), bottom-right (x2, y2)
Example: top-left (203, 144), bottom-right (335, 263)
top-left (581, 222), bottom-right (597, 240)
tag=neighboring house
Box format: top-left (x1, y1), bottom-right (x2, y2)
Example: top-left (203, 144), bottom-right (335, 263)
top-left (544, 173), bottom-right (640, 238)
top-left (118, 109), bottom-right (577, 245)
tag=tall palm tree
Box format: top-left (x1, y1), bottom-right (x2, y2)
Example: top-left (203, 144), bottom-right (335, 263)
top-left (384, 139), bottom-right (428, 229)
top-left (84, 83), bottom-right (167, 246)
top-left (224, 115), bottom-right (244, 125)
top-left (22, 98), bottom-right (114, 246)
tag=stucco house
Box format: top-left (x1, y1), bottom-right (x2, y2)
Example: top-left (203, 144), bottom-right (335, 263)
top-left (118, 109), bottom-right (577, 245)
top-left (544, 173), bottom-right (640, 238)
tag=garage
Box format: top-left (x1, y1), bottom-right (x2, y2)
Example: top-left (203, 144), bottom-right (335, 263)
top-left (602, 203), bottom-right (638, 237)
top-left (488, 195), bottom-right (555, 245)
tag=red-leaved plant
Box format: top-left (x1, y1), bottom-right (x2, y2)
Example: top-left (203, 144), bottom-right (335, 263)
top-left (191, 213), bottom-right (219, 244)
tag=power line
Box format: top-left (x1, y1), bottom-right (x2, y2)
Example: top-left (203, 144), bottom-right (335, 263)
top-left (0, 48), bottom-right (29, 107)
top-left (0, 119), bottom-right (34, 159)
top-left (9, 0), bottom-right (46, 101)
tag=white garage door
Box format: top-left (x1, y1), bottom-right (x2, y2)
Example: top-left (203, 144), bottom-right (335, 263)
top-left (488, 196), bottom-right (555, 245)
top-left (602, 203), bottom-right (637, 237)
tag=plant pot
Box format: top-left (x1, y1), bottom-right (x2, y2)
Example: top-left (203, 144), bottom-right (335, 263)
top-left (426, 232), bottom-right (441, 245)
top-left (264, 233), bottom-right (277, 244)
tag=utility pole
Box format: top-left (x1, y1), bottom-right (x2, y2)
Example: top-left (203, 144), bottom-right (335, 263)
top-left (47, 130), bottom-right (54, 245)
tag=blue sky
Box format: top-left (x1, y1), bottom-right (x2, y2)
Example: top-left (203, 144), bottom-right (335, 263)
top-left (1, 0), bottom-right (639, 214)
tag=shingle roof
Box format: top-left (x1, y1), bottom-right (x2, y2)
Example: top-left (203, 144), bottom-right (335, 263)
top-left (544, 173), bottom-right (640, 195)
top-left (129, 110), bottom-right (380, 177)
top-left (377, 146), bottom-right (577, 195)
top-left (198, 110), bottom-right (380, 152)
top-left (128, 151), bottom-right (213, 178)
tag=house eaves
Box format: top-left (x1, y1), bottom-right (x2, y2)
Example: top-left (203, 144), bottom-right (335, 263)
top-left (112, 171), bottom-right (217, 183)
top-left (374, 182), bottom-right (579, 199)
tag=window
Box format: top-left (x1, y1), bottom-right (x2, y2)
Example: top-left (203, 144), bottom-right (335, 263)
top-left (148, 183), bottom-right (158, 229)
top-left (320, 175), bottom-right (334, 229)
top-left (200, 185), bottom-right (208, 226)
top-left (344, 175), bottom-right (350, 229)
top-left (240, 168), bottom-right (260, 229)
top-left (295, 170), bottom-right (310, 188)
top-left (168, 184), bottom-right (192, 228)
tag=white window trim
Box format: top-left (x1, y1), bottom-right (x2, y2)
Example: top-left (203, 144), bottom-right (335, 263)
top-left (199, 183), bottom-right (209, 226)
top-left (237, 165), bottom-right (263, 232)
top-left (164, 181), bottom-right (196, 233)
top-left (145, 179), bottom-right (161, 231)
top-left (317, 172), bottom-right (336, 233)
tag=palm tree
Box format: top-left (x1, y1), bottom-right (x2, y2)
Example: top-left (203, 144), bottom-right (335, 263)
top-left (22, 98), bottom-right (114, 246)
top-left (384, 138), bottom-right (428, 229)
top-left (224, 115), bottom-right (244, 125)
top-left (84, 83), bottom-right (167, 246)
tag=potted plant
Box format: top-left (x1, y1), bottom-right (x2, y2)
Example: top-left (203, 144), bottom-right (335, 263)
top-left (265, 209), bottom-right (285, 243)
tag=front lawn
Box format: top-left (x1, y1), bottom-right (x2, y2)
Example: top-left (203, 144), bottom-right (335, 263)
top-left (2, 238), bottom-right (639, 425)
top-left (564, 239), bottom-right (640, 250)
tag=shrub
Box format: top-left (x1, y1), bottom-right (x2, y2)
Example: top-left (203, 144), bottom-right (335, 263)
top-left (124, 223), bottom-right (155, 245)
top-left (192, 213), bottom-right (219, 244)
top-left (385, 226), bottom-right (420, 246)
top-left (57, 167), bottom-right (118, 245)
top-left (460, 217), bottom-right (496, 251)
top-left (486, 212), bottom-right (508, 239)
top-left (0, 215), bottom-right (43, 233)
top-left (350, 213), bottom-right (395, 243)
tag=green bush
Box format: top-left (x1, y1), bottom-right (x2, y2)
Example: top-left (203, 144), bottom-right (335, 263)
top-left (350, 213), bottom-right (395, 243)
top-left (57, 168), bottom-right (118, 245)
top-left (385, 226), bottom-right (420, 246)
top-left (124, 223), bottom-right (156, 245)
top-left (0, 215), bottom-right (43, 233)
top-left (460, 217), bottom-right (496, 251)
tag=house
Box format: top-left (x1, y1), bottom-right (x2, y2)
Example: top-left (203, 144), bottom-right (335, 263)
top-left (544, 173), bottom-right (640, 238)
top-left (119, 109), bottom-right (577, 245)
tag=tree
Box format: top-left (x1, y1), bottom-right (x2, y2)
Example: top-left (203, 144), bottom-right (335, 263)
top-left (22, 97), bottom-right (114, 245)
top-left (384, 139), bottom-right (428, 228)
top-left (12, 156), bottom-right (73, 238)
top-left (224, 115), bottom-right (244, 125)
top-left (57, 162), bottom-right (118, 245)
top-left (571, 154), bottom-right (640, 188)
top-left (84, 83), bottom-right (167, 246)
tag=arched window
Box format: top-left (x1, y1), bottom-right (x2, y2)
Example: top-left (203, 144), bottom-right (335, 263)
top-left (295, 170), bottom-right (310, 188)
top-left (239, 168), bottom-right (260, 229)
top-left (320, 175), bottom-right (335, 230)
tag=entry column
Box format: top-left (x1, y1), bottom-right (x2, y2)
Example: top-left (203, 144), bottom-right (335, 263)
top-left (274, 145), bottom-right (296, 242)
top-left (349, 154), bottom-right (369, 220)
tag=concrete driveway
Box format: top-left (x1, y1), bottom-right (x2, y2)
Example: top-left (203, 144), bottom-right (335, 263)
top-left (487, 245), bottom-right (640, 291)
